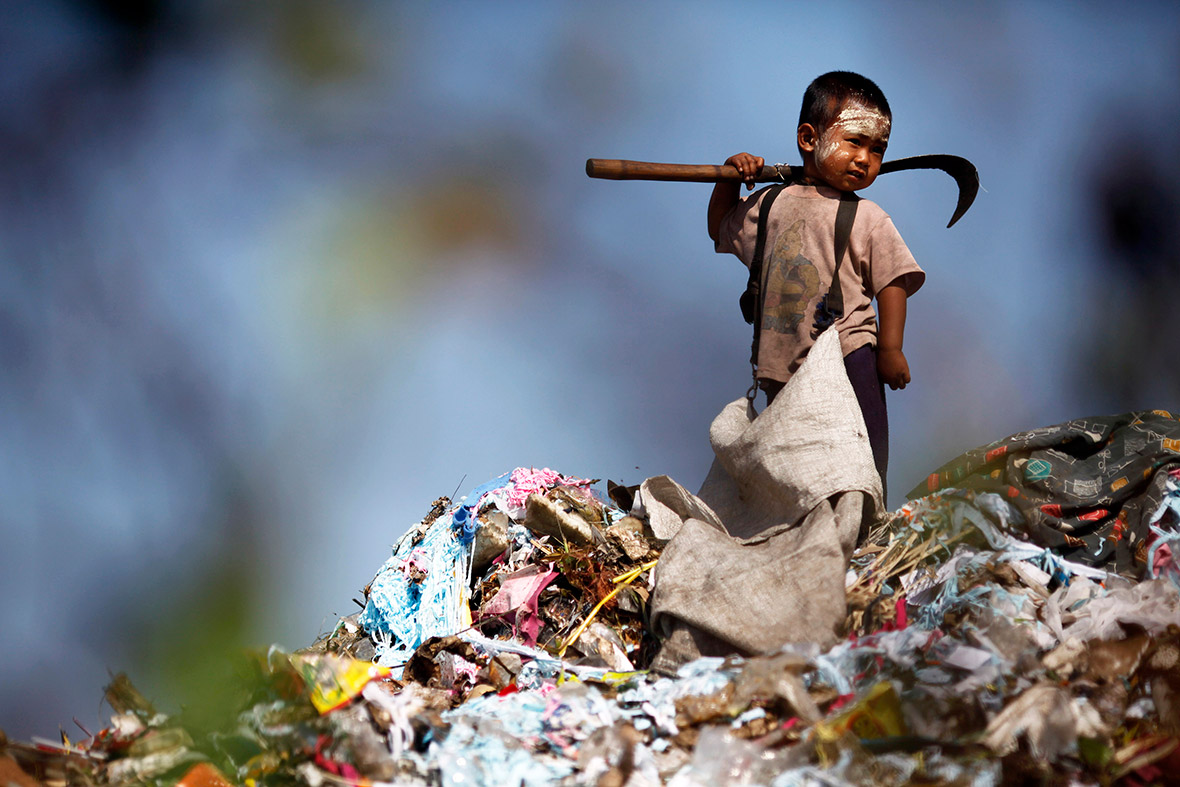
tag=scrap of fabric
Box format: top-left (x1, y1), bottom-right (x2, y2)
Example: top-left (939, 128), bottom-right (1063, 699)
top-left (912, 410), bottom-right (1180, 574)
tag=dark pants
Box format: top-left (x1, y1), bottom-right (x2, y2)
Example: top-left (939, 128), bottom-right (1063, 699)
top-left (759, 344), bottom-right (889, 500)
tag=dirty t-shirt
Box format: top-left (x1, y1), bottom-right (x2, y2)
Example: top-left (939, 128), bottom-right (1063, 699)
top-left (716, 183), bottom-right (924, 383)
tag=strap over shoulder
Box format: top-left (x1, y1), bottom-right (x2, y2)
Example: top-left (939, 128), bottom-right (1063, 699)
top-left (813, 192), bottom-right (859, 333)
top-left (742, 186), bottom-right (859, 402)
top-left (739, 185), bottom-right (788, 326)
top-left (742, 184), bottom-right (787, 402)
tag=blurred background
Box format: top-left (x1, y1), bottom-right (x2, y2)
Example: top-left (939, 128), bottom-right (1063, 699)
top-left (3, 0), bottom-right (1179, 739)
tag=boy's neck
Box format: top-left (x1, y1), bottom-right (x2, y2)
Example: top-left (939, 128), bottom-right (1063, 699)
top-left (798, 154), bottom-right (834, 189)
top-left (793, 163), bottom-right (839, 191)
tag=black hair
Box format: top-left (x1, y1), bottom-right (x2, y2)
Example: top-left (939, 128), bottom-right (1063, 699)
top-left (798, 71), bottom-right (892, 135)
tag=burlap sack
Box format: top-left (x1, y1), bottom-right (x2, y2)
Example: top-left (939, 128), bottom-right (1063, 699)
top-left (648, 328), bottom-right (883, 662)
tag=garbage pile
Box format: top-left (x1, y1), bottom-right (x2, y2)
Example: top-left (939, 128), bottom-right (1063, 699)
top-left (4, 464), bottom-right (1180, 786)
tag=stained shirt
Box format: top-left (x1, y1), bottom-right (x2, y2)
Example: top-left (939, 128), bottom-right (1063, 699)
top-left (717, 183), bottom-right (924, 383)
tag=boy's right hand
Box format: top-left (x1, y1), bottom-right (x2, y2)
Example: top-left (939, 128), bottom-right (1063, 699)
top-left (726, 153), bottom-right (764, 191)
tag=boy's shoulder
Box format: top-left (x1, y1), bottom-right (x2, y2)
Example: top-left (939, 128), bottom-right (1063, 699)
top-left (851, 193), bottom-right (893, 225)
top-left (733, 184), bottom-right (897, 235)
top-left (769, 184), bottom-right (893, 224)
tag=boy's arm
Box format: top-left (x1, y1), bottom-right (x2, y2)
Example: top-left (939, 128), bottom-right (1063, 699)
top-left (708, 152), bottom-right (763, 242)
top-left (876, 283), bottom-right (910, 390)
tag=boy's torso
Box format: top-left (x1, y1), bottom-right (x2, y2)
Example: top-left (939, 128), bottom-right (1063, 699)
top-left (716, 183), bottom-right (923, 383)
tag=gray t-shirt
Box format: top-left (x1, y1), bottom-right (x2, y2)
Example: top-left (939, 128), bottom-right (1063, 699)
top-left (717, 183), bottom-right (924, 383)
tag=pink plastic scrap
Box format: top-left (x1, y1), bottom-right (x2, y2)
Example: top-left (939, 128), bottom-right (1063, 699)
top-left (398, 549), bottom-right (430, 577)
top-left (1150, 535), bottom-right (1175, 579)
top-left (1147, 467), bottom-right (1180, 585)
top-left (506, 467), bottom-right (592, 512)
top-left (482, 564), bottom-right (559, 646)
top-left (452, 653), bottom-right (482, 684)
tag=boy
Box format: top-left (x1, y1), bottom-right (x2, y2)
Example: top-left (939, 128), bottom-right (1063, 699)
top-left (707, 71), bottom-right (924, 498)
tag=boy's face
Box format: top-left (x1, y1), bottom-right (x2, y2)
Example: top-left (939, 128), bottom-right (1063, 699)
top-left (798, 99), bottom-right (890, 192)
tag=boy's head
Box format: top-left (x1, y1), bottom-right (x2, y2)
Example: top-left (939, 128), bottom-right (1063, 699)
top-left (796, 71), bottom-right (892, 192)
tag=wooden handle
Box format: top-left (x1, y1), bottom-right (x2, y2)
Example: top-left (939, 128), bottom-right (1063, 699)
top-left (586, 158), bottom-right (790, 183)
top-left (587, 154), bottom-right (980, 227)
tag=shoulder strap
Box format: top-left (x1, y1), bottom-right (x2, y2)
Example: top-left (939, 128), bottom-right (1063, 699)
top-left (743, 185), bottom-right (787, 384)
top-left (740, 185), bottom-right (787, 324)
top-left (813, 192), bottom-right (859, 333)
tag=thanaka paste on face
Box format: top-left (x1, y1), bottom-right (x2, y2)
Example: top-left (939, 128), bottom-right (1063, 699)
top-left (815, 101), bottom-right (891, 168)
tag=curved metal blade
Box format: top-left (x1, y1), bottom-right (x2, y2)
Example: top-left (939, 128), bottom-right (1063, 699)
top-left (879, 154), bottom-right (979, 227)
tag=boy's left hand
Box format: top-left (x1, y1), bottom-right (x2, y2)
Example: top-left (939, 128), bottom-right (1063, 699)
top-left (877, 348), bottom-right (910, 390)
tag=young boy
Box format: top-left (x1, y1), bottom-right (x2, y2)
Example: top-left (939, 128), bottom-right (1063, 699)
top-left (707, 71), bottom-right (924, 498)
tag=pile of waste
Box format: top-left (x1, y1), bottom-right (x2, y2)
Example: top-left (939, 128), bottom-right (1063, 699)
top-left (4, 464), bottom-right (1180, 786)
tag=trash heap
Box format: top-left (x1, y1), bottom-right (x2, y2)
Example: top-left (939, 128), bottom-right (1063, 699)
top-left (4, 466), bottom-right (1180, 786)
